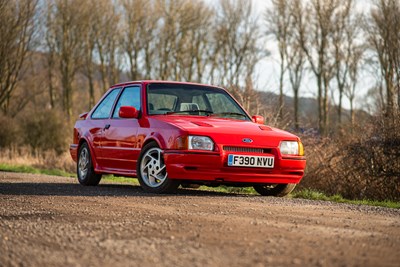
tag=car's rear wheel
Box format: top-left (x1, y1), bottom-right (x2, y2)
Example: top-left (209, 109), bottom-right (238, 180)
top-left (253, 183), bottom-right (296, 197)
top-left (137, 142), bottom-right (179, 194)
top-left (77, 143), bottom-right (102, 186)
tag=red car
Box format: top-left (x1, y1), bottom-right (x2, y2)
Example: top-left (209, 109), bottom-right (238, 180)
top-left (70, 81), bottom-right (306, 196)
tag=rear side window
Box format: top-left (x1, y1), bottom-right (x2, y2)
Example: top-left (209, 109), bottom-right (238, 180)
top-left (91, 88), bottom-right (121, 119)
top-left (112, 86), bottom-right (141, 118)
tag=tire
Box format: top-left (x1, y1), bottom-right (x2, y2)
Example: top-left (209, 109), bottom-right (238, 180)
top-left (137, 142), bottom-right (179, 194)
top-left (253, 183), bottom-right (296, 197)
top-left (77, 142), bottom-right (102, 186)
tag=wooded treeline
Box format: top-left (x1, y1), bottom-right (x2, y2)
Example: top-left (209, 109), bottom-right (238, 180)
top-left (0, 0), bottom-right (399, 200)
top-left (1, 0), bottom-right (399, 130)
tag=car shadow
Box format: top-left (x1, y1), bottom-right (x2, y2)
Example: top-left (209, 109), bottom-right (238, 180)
top-left (0, 181), bottom-right (247, 197)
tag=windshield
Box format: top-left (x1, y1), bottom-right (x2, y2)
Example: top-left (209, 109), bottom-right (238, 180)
top-left (147, 83), bottom-right (250, 120)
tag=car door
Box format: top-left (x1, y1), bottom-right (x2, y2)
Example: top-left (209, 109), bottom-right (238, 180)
top-left (101, 86), bottom-right (141, 172)
top-left (89, 88), bottom-right (122, 167)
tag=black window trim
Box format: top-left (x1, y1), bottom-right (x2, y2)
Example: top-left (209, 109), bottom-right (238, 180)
top-left (111, 85), bottom-right (142, 120)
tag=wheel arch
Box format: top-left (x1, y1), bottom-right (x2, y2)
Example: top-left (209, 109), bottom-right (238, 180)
top-left (77, 137), bottom-right (100, 171)
top-left (142, 133), bottom-right (166, 149)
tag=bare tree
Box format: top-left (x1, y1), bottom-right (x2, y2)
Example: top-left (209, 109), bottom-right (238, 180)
top-left (46, 0), bottom-right (87, 119)
top-left (0, 0), bottom-right (38, 114)
top-left (366, 0), bottom-right (400, 126)
top-left (173, 1), bottom-right (213, 82)
top-left (80, 0), bottom-right (98, 108)
top-left (285, 1), bottom-right (307, 131)
top-left (189, 3), bottom-right (214, 83)
top-left (155, 0), bottom-right (190, 80)
top-left (330, 0), bottom-right (354, 125)
top-left (137, 2), bottom-right (158, 80)
top-left (45, 1), bottom-right (57, 109)
top-left (345, 43), bottom-right (363, 126)
top-left (135, 0), bottom-right (213, 83)
top-left (8, 53), bottom-right (47, 117)
top-left (96, 0), bottom-right (121, 91)
top-left (296, 0), bottom-right (341, 135)
top-left (121, 0), bottom-right (150, 81)
top-left (212, 0), bottom-right (261, 87)
top-left (265, 0), bottom-right (291, 120)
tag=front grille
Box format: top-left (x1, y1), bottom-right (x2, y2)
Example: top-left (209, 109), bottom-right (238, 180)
top-left (223, 146), bottom-right (272, 154)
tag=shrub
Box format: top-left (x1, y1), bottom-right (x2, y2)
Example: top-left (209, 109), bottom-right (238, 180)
top-left (20, 110), bottom-right (69, 155)
top-left (0, 115), bottom-right (20, 148)
top-left (299, 118), bottom-right (400, 201)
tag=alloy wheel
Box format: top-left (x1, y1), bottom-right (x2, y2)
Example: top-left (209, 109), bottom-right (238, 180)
top-left (78, 147), bottom-right (89, 178)
top-left (140, 147), bottom-right (168, 188)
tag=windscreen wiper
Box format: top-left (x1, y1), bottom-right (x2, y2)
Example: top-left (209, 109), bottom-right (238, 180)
top-left (166, 110), bottom-right (214, 115)
top-left (213, 112), bottom-right (247, 118)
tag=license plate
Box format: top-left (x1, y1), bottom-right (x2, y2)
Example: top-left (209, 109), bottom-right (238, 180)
top-left (227, 154), bottom-right (274, 168)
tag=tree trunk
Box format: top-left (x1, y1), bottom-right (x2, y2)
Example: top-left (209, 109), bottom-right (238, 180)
top-left (279, 58), bottom-right (284, 120)
top-left (47, 53), bottom-right (55, 109)
top-left (338, 91), bottom-right (342, 124)
top-left (88, 70), bottom-right (94, 109)
top-left (294, 89), bottom-right (299, 131)
top-left (323, 78), bottom-right (329, 135)
top-left (316, 75), bottom-right (324, 135)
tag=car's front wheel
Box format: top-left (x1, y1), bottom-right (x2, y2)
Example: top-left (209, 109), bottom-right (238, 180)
top-left (137, 142), bottom-right (179, 194)
top-left (77, 143), bottom-right (102, 186)
top-left (253, 183), bottom-right (296, 197)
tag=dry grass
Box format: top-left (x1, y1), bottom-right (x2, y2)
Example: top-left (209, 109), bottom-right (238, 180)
top-left (0, 146), bottom-right (75, 173)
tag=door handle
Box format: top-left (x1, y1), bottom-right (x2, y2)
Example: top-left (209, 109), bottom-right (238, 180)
top-left (104, 124), bottom-right (111, 130)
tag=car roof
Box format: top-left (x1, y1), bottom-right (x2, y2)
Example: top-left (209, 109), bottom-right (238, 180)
top-left (109, 80), bottom-right (224, 90)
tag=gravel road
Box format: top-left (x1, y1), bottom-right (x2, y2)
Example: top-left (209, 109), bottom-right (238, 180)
top-left (0, 171), bottom-right (399, 267)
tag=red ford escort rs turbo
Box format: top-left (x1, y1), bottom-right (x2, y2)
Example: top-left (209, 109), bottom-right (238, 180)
top-left (70, 81), bottom-right (306, 196)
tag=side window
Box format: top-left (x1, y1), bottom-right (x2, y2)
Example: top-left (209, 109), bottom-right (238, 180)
top-left (91, 88), bottom-right (121, 119)
top-left (113, 86), bottom-right (141, 118)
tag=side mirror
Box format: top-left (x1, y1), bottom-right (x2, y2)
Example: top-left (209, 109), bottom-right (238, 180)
top-left (252, 115), bottom-right (265, 125)
top-left (119, 106), bottom-right (139, 119)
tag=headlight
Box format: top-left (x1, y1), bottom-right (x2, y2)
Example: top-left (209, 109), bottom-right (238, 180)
top-left (280, 141), bottom-right (303, 156)
top-left (188, 136), bottom-right (214, 151)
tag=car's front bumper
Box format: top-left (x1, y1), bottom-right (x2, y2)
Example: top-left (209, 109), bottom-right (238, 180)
top-left (164, 151), bottom-right (306, 184)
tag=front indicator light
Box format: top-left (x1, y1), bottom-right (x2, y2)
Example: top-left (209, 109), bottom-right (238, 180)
top-left (174, 136), bottom-right (188, 150)
top-left (188, 136), bottom-right (214, 151)
top-left (298, 141), bottom-right (304, 156)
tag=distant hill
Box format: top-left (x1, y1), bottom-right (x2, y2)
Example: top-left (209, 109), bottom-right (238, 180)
top-left (256, 90), bottom-right (371, 131)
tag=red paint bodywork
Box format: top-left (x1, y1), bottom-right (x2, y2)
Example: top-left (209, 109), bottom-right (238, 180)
top-left (70, 81), bottom-right (306, 185)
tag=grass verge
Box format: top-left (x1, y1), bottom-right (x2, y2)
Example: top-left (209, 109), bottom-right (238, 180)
top-left (0, 163), bottom-right (75, 177)
top-left (0, 163), bottom-right (139, 184)
top-left (292, 189), bottom-right (400, 209)
top-left (0, 163), bottom-right (398, 209)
